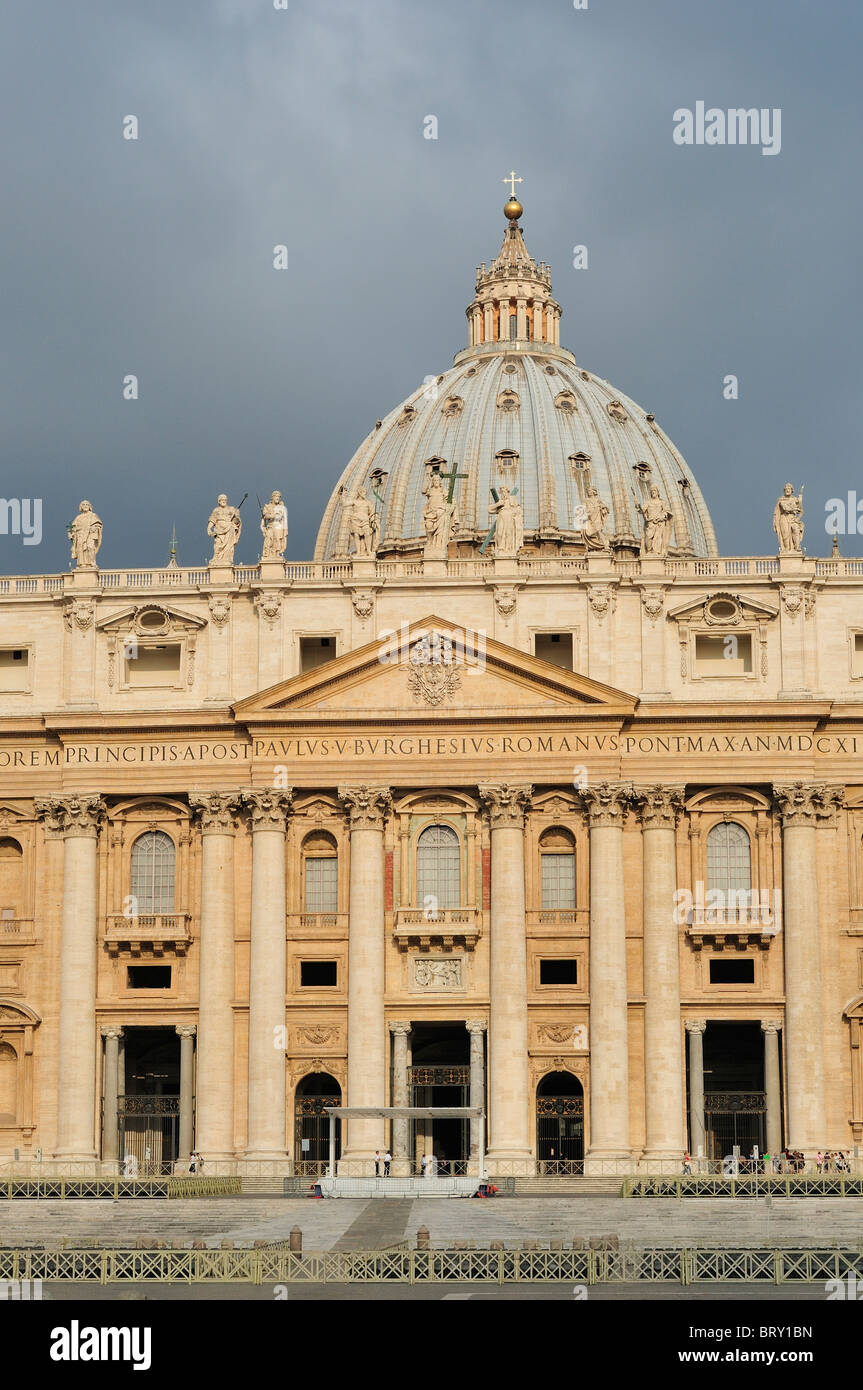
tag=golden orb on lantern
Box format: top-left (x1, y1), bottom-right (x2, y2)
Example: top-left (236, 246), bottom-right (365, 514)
top-left (504, 197), bottom-right (523, 222)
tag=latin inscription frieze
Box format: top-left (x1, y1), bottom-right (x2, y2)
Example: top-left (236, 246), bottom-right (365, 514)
top-left (0, 730), bottom-right (860, 770)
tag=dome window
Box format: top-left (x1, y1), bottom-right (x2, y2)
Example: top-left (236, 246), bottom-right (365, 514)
top-left (496, 389), bottom-right (520, 412)
top-left (554, 390), bottom-right (577, 413)
top-left (607, 400), bottom-right (628, 422)
top-left (441, 395), bottom-right (464, 418)
top-left (397, 405), bottom-right (418, 427)
top-left (495, 449), bottom-right (519, 474)
top-left (633, 461), bottom-right (653, 482)
top-left (569, 452), bottom-right (591, 473)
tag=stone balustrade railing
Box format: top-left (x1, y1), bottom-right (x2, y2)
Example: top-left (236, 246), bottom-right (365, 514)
top-left (1, 554), bottom-right (859, 596)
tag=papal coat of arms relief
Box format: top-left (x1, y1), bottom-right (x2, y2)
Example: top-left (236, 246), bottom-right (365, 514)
top-left (406, 633), bottom-right (462, 706)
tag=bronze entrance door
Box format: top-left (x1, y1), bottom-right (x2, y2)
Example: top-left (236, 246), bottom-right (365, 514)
top-left (536, 1096), bottom-right (584, 1174)
top-left (117, 1096), bottom-right (179, 1175)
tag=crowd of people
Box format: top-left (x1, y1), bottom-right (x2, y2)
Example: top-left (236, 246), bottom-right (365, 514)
top-left (682, 1147), bottom-right (855, 1175)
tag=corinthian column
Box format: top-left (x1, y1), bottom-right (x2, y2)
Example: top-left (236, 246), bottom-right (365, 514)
top-left (478, 783), bottom-right (532, 1169)
top-left (390, 1022), bottom-right (411, 1176)
top-left (774, 782), bottom-right (831, 1153)
top-left (633, 784), bottom-right (686, 1167)
top-left (466, 1019), bottom-right (487, 1174)
top-left (189, 791), bottom-right (241, 1160)
top-left (686, 1019), bottom-right (706, 1160)
top-left (241, 789), bottom-right (292, 1160)
top-left (338, 785), bottom-right (392, 1165)
top-left (581, 782), bottom-right (633, 1168)
top-left (101, 1025), bottom-right (123, 1165)
top-left (761, 1019), bottom-right (782, 1157)
top-left (176, 1024), bottom-right (196, 1162)
top-left (36, 794), bottom-right (106, 1160)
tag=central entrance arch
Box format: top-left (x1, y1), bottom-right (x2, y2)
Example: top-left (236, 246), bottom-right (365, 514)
top-left (536, 1071), bottom-right (584, 1174)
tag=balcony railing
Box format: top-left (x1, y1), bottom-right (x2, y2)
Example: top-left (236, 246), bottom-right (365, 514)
top-left (393, 907), bottom-right (481, 952)
top-left (288, 913), bottom-right (348, 931)
top-left (0, 918), bottom-right (35, 942)
top-left (687, 902), bottom-right (778, 949)
top-left (104, 912), bottom-right (192, 956)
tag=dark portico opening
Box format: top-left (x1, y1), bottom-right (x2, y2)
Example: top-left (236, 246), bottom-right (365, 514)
top-left (696, 1020), bottom-right (775, 1160)
top-left (408, 1023), bottom-right (471, 1174)
top-left (116, 1026), bottom-right (180, 1174)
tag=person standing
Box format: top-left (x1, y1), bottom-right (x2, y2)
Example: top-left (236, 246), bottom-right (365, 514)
top-left (383, 1149), bottom-right (392, 1177)
top-left (420, 1153), bottom-right (427, 1178)
top-left (374, 1150), bottom-right (381, 1176)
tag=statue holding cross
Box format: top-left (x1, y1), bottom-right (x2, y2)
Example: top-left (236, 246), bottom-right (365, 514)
top-left (421, 464), bottom-right (461, 560)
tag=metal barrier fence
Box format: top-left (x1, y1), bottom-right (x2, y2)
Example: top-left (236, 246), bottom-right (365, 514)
top-left (0, 1244), bottom-right (861, 1285)
top-left (623, 1174), bottom-right (863, 1199)
top-left (0, 1176), bottom-right (242, 1201)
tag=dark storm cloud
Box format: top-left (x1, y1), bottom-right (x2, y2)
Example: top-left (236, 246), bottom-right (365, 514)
top-left (0, 0), bottom-right (860, 571)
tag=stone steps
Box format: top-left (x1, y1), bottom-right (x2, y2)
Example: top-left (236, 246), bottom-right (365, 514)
top-left (512, 1177), bottom-right (622, 1196)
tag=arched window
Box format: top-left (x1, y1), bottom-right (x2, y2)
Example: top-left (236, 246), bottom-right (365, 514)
top-left (417, 824), bottom-right (460, 911)
top-left (540, 827), bottom-right (576, 910)
top-left (0, 837), bottom-right (23, 920)
top-left (303, 831), bottom-right (338, 915)
top-left (130, 831), bottom-right (175, 914)
top-left (0, 1042), bottom-right (18, 1124)
top-left (706, 821), bottom-right (751, 896)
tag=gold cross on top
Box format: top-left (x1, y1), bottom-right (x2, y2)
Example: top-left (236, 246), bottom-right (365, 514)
top-left (502, 170), bottom-right (523, 199)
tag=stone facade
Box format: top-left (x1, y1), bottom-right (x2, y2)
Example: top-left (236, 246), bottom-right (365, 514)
top-left (2, 200), bottom-right (863, 1175)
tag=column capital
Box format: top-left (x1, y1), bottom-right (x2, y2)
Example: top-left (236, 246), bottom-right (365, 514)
top-left (176, 1023), bottom-right (197, 1039)
top-left (338, 784), bottom-right (392, 829)
top-left (100, 1024), bottom-right (123, 1040)
top-left (35, 793), bottom-right (106, 838)
top-left (478, 783), bottom-right (532, 829)
top-left (685, 1019), bottom-right (707, 1035)
top-left (760, 1018), bottom-right (782, 1035)
top-left (241, 787), bottom-right (293, 830)
top-left (632, 784), bottom-right (686, 830)
top-left (774, 781), bottom-right (844, 826)
top-left (189, 790), bottom-right (243, 834)
top-left (389, 1021), bottom-right (412, 1037)
top-left (465, 1019), bottom-right (487, 1035)
top-left (580, 781), bottom-right (633, 828)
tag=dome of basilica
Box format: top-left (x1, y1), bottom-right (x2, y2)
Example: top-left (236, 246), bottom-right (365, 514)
top-left (315, 200), bottom-right (718, 562)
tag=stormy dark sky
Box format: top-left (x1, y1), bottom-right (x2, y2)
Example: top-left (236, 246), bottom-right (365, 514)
top-left (1, 0), bottom-right (860, 572)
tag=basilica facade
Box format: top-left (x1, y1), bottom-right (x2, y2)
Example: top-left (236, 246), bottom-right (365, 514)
top-left (1, 197), bottom-right (861, 1176)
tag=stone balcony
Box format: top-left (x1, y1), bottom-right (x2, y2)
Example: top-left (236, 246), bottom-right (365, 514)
top-left (287, 912), bottom-right (349, 937)
top-left (104, 912), bottom-right (192, 957)
top-left (393, 907), bottom-right (482, 952)
top-left (0, 918), bottom-right (36, 944)
top-left (525, 908), bottom-right (589, 934)
top-left (687, 904), bottom-right (779, 951)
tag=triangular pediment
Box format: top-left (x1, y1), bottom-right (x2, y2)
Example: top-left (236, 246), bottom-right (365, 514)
top-left (233, 614), bottom-right (637, 722)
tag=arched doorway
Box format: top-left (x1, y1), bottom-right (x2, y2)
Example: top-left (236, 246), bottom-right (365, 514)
top-left (536, 1071), bottom-right (584, 1174)
top-left (294, 1072), bottom-right (341, 1174)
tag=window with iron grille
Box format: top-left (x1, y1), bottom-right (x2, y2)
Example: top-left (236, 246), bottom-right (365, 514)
top-left (130, 831), bottom-right (175, 913)
top-left (416, 824), bottom-right (460, 910)
top-left (706, 821), bottom-right (751, 895)
top-left (304, 856), bottom-right (338, 914)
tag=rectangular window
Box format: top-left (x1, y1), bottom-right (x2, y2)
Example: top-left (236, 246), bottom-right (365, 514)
top-left (0, 648), bottom-right (30, 692)
top-left (853, 633), bottom-right (863, 678)
top-left (539, 958), bottom-right (578, 986)
top-left (694, 633), bottom-right (753, 677)
top-left (304, 857), bottom-right (338, 914)
top-left (300, 960), bottom-right (337, 987)
top-left (708, 958), bottom-right (755, 984)
top-left (541, 854), bottom-right (576, 910)
top-left (127, 965), bottom-right (172, 989)
top-left (534, 632), bottom-right (573, 671)
top-left (125, 643), bottom-right (182, 687)
top-left (300, 636), bottom-right (337, 672)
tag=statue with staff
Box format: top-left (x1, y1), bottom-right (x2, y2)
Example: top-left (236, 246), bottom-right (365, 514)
top-left (207, 493), bottom-right (244, 565)
top-left (69, 500), bottom-right (102, 568)
top-left (773, 482), bottom-right (804, 553)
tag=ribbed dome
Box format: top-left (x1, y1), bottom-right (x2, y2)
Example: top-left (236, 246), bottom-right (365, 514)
top-left (315, 208), bottom-right (718, 562)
